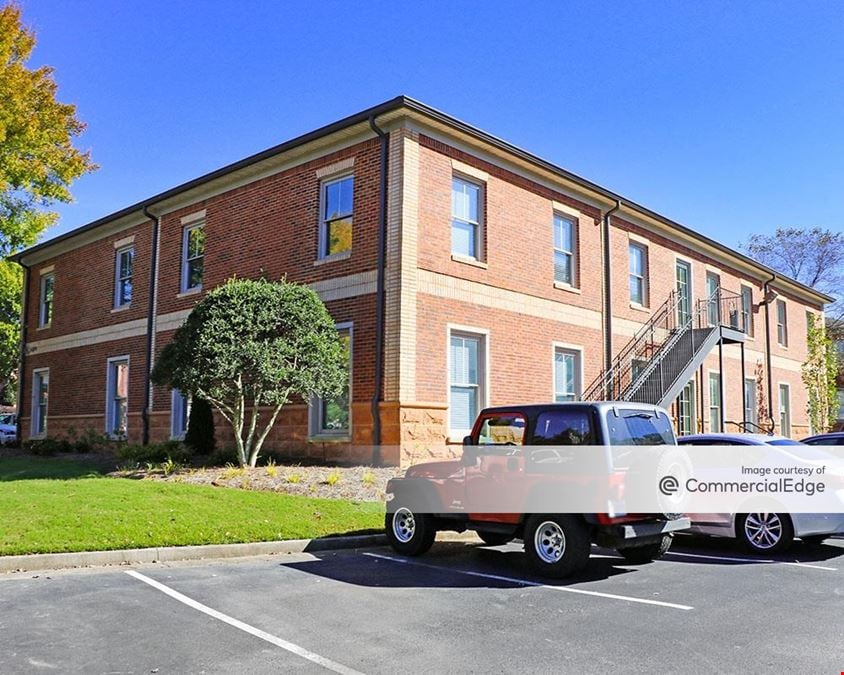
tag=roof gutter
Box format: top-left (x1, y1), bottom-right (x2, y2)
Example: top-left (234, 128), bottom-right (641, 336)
top-left (141, 206), bottom-right (161, 445)
top-left (368, 115), bottom-right (389, 466)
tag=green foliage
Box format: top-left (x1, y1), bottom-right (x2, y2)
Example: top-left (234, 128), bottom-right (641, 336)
top-left (802, 315), bottom-right (840, 432)
top-left (117, 441), bottom-right (192, 465)
top-left (184, 397), bottom-right (216, 455)
top-left (152, 277), bottom-right (349, 467)
top-left (0, 5), bottom-right (97, 399)
top-left (325, 470), bottom-right (341, 486)
top-left (206, 446), bottom-right (239, 467)
top-left (23, 437), bottom-right (74, 456)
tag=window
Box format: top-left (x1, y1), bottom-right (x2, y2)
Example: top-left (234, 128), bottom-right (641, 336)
top-left (311, 325), bottom-right (351, 436)
top-left (531, 409), bottom-right (595, 445)
top-left (628, 243), bottom-right (647, 306)
top-left (319, 174), bottom-right (354, 258)
top-left (451, 177), bottom-right (482, 259)
top-left (477, 413), bottom-right (526, 446)
top-left (553, 347), bottom-right (581, 401)
top-left (181, 223), bottom-right (205, 292)
top-left (449, 330), bottom-right (485, 436)
top-left (676, 260), bottom-right (692, 325)
top-left (677, 380), bottom-right (695, 436)
top-left (776, 300), bottom-right (788, 346)
top-left (708, 372), bottom-right (722, 432)
top-left (779, 383), bottom-right (791, 436)
top-left (106, 357), bottom-right (129, 438)
top-left (171, 390), bottom-right (190, 440)
top-left (38, 273), bottom-right (54, 327)
top-left (631, 358), bottom-right (648, 382)
top-left (740, 286), bottom-right (754, 336)
top-left (744, 378), bottom-right (757, 429)
top-left (553, 213), bottom-right (576, 285)
top-left (706, 271), bottom-right (721, 326)
top-left (114, 246), bottom-right (134, 308)
top-left (31, 369), bottom-right (49, 436)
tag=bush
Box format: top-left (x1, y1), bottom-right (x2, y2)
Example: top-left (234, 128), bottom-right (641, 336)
top-left (24, 438), bottom-right (74, 456)
top-left (117, 441), bottom-right (192, 465)
top-left (184, 398), bottom-right (216, 455)
top-left (206, 446), bottom-right (239, 467)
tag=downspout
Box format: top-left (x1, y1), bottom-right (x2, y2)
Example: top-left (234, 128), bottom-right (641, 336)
top-left (15, 262), bottom-right (31, 444)
top-left (142, 206), bottom-right (161, 445)
top-left (762, 273), bottom-right (776, 432)
top-left (602, 200), bottom-right (622, 395)
top-left (368, 115), bottom-right (389, 466)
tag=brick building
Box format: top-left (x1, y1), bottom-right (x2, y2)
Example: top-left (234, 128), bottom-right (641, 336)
top-left (12, 96), bottom-right (833, 465)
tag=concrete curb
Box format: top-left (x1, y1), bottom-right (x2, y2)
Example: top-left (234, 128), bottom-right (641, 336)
top-left (0, 533), bottom-right (389, 574)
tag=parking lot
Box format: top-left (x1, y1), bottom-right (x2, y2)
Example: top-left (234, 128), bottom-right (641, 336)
top-left (1, 535), bottom-right (842, 674)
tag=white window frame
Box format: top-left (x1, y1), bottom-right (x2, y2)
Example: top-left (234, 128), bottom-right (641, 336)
top-left (776, 299), bottom-right (788, 347)
top-left (705, 271), bottom-right (721, 326)
top-left (675, 258), bottom-right (693, 325)
top-left (552, 343), bottom-right (583, 402)
top-left (171, 389), bottom-right (191, 440)
top-left (447, 324), bottom-right (489, 441)
top-left (708, 370), bottom-right (722, 432)
top-left (744, 377), bottom-right (758, 429)
top-left (740, 284), bottom-right (754, 337)
top-left (677, 380), bottom-right (696, 436)
top-left (552, 213), bottom-right (577, 287)
top-left (778, 382), bottom-right (791, 436)
top-left (105, 356), bottom-right (130, 439)
top-left (309, 322), bottom-right (353, 439)
top-left (318, 173), bottom-right (354, 260)
top-left (628, 242), bottom-right (648, 306)
top-left (38, 273), bottom-right (54, 328)
top-left (451, 175), bottom-right (484, 261)
top-left (181, 222), bottom-right (205, 293)
top-left (114, 245), bottom-right (134, 309)
top-left (31, 368), bottom-right (49, 438)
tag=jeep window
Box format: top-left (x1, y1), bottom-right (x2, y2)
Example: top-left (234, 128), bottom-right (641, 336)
top-left (607, 411), bottom-right (674, 446)
top-left (477, 414), bottom-right (526, 452)
top-left (530, 410), bottom-right (594, 445)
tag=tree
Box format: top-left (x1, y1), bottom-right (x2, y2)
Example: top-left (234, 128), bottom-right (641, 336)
top-left (802, 314), bottom-right (840, 432)
top-left (0, 3), bottom-right (96, 402)
top-left (741, 227), bottom-right (843, 319)
top-left (184, 397), bottom-right (216, 455)
top-left (152, 277), bottom-right (349, 467)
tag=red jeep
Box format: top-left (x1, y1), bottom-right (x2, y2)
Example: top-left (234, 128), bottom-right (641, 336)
top-left (385, 402), bottom-right (690, 578)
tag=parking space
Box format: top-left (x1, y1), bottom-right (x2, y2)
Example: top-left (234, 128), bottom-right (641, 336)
top-left (1, 536), bottom-right (842, 673)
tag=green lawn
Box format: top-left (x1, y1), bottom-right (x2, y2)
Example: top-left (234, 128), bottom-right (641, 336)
top-left (0, 457), bottom-right (384, 556)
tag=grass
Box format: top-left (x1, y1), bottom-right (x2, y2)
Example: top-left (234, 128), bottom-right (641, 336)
top-left (0, 456), bottom-right (384, 556)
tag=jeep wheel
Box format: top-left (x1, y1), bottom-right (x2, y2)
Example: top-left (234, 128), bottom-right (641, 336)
top-left (477, 532), bottom-right (512, 547)
top-left (618, 534), bottom-right (673, 564)
top-left (385, 506), bottom-right (436, 556)
top-left (523, 515), bottom-right (590, 578)
top-left (736, 513), bottom-right (794, 554)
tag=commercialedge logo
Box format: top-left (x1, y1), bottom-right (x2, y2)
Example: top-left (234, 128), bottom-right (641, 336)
top-left (684, 477), bottom-right (826, 497)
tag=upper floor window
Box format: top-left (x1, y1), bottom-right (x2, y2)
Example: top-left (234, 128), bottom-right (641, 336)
top-left (553, 214), bottom-right (576, 286)
top-left (554, 347), bottom-right (581, 401)
top-left (629, 243), bottom-right (648, 306)
top-left (38, 273), bottom-right (54, 328)
top-left (776, 299), bottom-right (788, 347)
top-left (740, 285), bottom-right (754, 336)
top-left (451, 177), bottom-right (482, 260)
top-left (114, 246), bottom-right (134, 308)
top-left (319, 175), bottom-right (354, 258)
top-left (181, 222), bottom-right (205, 292)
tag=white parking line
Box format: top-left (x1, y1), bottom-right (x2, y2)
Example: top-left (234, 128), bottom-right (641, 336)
top-left (664, 551), bottom-right (838, 571)
top-left (362, 553), bottom-right (693, 611)
top-left (125, 570), bottom-right (365, 675)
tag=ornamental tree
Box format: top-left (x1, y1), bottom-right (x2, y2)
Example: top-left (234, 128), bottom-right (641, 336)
top-left (802, 313), bottom-right (839, 433)
top-left (152, 278), bottom-right (349, 467)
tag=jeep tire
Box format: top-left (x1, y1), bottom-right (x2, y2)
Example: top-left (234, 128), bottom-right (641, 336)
top-left (523, 514), bottom-right (590, 578)
top-left (385, 505), bottom-right (436, 556)
top-left (618, 533), bottom-right (673, 564)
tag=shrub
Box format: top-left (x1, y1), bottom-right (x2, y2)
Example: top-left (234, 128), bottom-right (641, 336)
top-left (206, 447), bottom-right (239, 467)
top-left (117, 441), bottom-right (192, 465)
top-left (361, 470), bottom-right (376, 487)
top-left (24, 437), bottom-right (74, 456)
top-left (325, 471), bottom-right (341, 486)
top-left (184, 398), bottom-right (216, 455)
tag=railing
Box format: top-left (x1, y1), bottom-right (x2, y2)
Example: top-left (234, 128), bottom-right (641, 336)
top-left (582, 287), bottom-right (746, 404)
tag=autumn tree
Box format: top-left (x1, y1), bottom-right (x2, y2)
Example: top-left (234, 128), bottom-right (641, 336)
top-left (0, 3), bottom-right (96, 402)
top-left (152, 278), bottom-right (349, 467)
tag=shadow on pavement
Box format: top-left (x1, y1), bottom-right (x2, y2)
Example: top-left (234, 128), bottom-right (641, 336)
top-left (662, 533), bottom-right (844, 564)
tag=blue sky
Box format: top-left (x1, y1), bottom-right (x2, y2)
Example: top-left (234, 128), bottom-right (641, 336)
top-left (19, 1), bottom-right (844, 249)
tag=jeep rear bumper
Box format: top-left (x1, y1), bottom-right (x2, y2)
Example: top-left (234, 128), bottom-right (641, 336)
top-left (597, 517), bottom-right (690, 548)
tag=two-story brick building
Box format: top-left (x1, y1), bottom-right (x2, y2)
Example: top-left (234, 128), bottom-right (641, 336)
top-left (12, 96), bottom-right (833, 465)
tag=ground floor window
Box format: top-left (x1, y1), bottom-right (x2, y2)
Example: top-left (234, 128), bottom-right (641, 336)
top-left (171, 390), bottom-right (190, 440)
top-left (779, 383), bottom-right (791, 436)
top-left (677, 380), bottom-right (695, 436)
top-left (32, 369), bottom-right (49, 436)
top-left (106, 357), bottom-right (129, 438)
top-left (744, 378), bottom-right (757, 430)
top-left (449, 329), bottom-right (486, 437)
top-left (553, 347), bottom-right (581, 402)
top-left (310, 323), bottom-right (352, 437)
top-left (708, 372), bottom-right (722, 432)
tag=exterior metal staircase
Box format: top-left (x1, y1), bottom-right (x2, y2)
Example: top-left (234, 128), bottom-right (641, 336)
top-left (581, 288), bottom-right (747, 408)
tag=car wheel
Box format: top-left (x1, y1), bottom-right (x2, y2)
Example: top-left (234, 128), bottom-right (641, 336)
top-left (736, 513), bottom-right (794, 554)
top-left (523, 515), bottom-right (590, 578)
top-left (801, 535), bottom-right (828, 546)
top-left (618, 534), bottom-right (674, 564)
top-left (385, 506), bottom-right (436, 556)
top-left (477, 532), bottom-right (512, 547)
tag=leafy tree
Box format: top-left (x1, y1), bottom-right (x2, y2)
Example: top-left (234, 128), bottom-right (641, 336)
top-left (0, 3), bottom-right (96, 402)
top-left (802, 314), bottom-right (840, 432)
top-left (152, 277), bottom-right (348, 467)
top-left (184, 397), bottom-right (216, 455)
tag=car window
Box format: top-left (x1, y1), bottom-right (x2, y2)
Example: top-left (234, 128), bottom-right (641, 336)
top-left (767, 439), bottom-right (804, 446)
top-left (530, 410), bottom-right (594, 445)
top-left (803, 438), bottom-right (841, 446)
top-left (477, 414), bottom-right (526, 449)
top-left (607, 411), bottom-right (674, 446)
